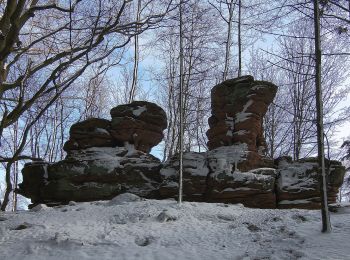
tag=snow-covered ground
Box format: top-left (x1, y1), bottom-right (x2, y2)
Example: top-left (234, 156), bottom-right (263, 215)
top-left (1, 194), bottom-right (350, 260)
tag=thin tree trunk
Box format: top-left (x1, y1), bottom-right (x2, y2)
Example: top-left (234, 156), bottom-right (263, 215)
top-left (12, 160), bottom-right (18, 211)
top-left (60, 98), bottom-right (65, 160)
top-left (1, 160), bottom-right (13, 211)
top-left (238, 0), bottom-right (242, 77)
top-left (129, 0), bottom-right (142, 103)
top-left (313, 0), bottom-right (331, 233)
top-left (12, 121), bottom-right (19, 211)
top-left (223, 1), bottom-right (234, 80)
top-left (178, 0), bottom-right (184, 204)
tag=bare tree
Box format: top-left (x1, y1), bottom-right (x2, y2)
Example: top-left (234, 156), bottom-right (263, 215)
top-left (0, 0), bottom-right (175, 211)
top-left (154, 0), bottom-right (217, 160)
top-left (257, 17), bottom-right (349, 160)
top-left (209, 0), bottom-right (236, 80)
top-left (178, 0), bottom-right (185, 204)
top-left (314, 0), bottom-right (331, 233)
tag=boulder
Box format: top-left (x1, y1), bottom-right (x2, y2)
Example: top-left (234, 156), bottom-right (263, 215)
top-left (159, 152), bottom-right (209, 201)
top-left (206, 76), bottom-right (277, 170)
top-left (18, 147), bottom-right (162, 205)
top-left (276, 157), bottom-right (346, 209)
top-left (63, 118), bottom-right (115, 152)
top-left (110, 101), bottom-right (167, 153)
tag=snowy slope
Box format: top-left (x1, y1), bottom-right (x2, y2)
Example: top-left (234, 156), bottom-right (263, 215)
top-left (0, 194), bottom-right (350, 260)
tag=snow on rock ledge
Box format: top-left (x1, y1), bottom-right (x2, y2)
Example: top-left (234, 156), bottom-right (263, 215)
top-left (159, 152), bottom-right (209, 201)
top-left (18, 147), bottom-right (162, 206)
top-left (275, 157), bottom-right (346, 209)
top-left (207, 166), bottom-right (277, 208)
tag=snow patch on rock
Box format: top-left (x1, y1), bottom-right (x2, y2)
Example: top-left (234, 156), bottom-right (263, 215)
top-left (278, 160), bottom-right (317, 190)
top-left (132, 106), bottom-right (147, 116)
top-left (235, 99), bottom-right (253, 123)
top-left (207, 143), bottom-right (248, 175)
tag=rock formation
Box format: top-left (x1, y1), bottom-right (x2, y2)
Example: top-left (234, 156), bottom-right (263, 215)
top-left (18, 101), bottom-right (167, 206)
top-left (207, 75), bottom-right (277, 171)
top-left (18, 77), bottom-right (346, 210)
top-left (110, 101), bottom-right (167, 153)
top-left (158, 152), bottom-right (344, 209)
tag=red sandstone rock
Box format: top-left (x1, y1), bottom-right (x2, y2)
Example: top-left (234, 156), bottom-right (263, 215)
top-left (206, 75), bottom-right (277, 171)
top-left (110, 101), bottom-right (167, 153)
top-left (159, 152), bottom-right (209, 201)
top-left (18, 147), bottom-right (162, 205)
top-left (275, 157), bottom-right (345, 209)
top-left (205, 145), bottom-right (277, 208)
top-left (63, 118), bottom-right (115, 152)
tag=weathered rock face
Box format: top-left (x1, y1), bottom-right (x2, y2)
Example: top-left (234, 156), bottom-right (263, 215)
top-left (275, 157), bottom-right (346, 209)
top-left (158, 146), bottom-right (277, 208)
top-left (18, 147), bottom-right (162, 205)
top-left (156, 149), bottom-right (346, 209)
top-left (159, 152), bottom-right (209, 201)
top-left (206, 168), bottom-right (277, 208)
top-left (110, 101), bottom-right (167, 153)
top-left (63, 118), bottom-right (115, 152)
top-left (206, 144), bottom-right (277, 208)
top-left (206, 76), bottom-right (277, 170)
top-left (19, 161), bottom-right (50, 203)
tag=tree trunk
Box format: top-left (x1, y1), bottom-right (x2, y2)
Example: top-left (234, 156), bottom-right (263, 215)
top-left (238, 0), bottom-right (242, 77)
top-left (313, 0), bottom-right (331, 233)
top-left (223, 0), bottom-right (234, 80)
top-left (178, 0), bottom-right (184, 204)
top-left (129, 0), bottom-right (142, 103)
top-left (1, 161), bottom-right (13, 211)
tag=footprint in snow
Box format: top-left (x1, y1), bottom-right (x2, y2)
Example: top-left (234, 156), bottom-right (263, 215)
top-left (273, 225), bottom-right (306, 248)
top-left (156, 209), bottom-right (178, 222)
top-left (110, 214), bottom-right (127, 225)
top-left (135, 236), bottom-right (155, 247)
top-left (282, 248), bottom-right (305, 259)
top-left (267, 216), bottom-right (282, 222)
top-left (243, 222), bottom-right (261, 232)
top-left (217, 214), bottom-right (236, 222)
top-left (333, 222), bottom-right (343, 228)
top-left (10, 222), bottom-right (32, 231)
top-left (291, 214), bottom-right (308, 222)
